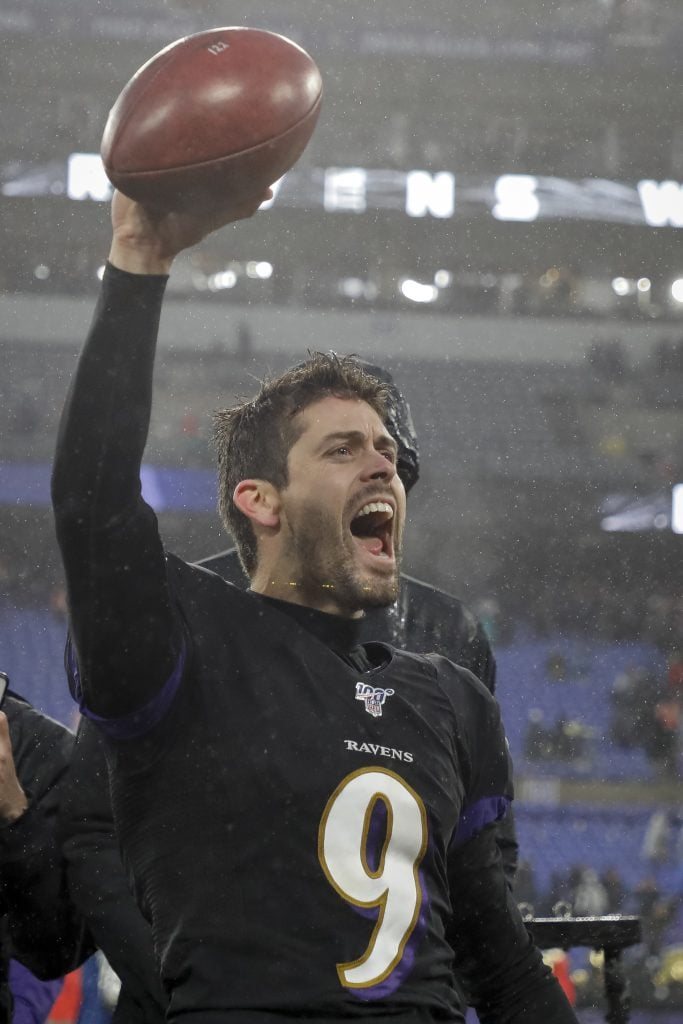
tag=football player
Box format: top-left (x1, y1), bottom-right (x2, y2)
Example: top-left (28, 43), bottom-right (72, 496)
top-left (52, 189), bottom-right (577, 1023)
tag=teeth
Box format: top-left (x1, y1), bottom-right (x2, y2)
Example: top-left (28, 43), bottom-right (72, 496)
top-left (356, 502), bottom-right (393, 518)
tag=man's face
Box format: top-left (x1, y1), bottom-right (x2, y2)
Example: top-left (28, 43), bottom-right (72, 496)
top-left (276, 395), bottom-right (406, 615)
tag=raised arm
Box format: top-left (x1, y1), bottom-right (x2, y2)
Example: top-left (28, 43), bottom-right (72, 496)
top-left (51, 191), bottom-right (268, 720)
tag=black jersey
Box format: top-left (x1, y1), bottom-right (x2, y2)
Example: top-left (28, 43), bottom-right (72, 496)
top-left (195, 554), bottom-right (516, 893)
top-left (197, 551), bottom-right (496, 693)
top-left (52, 265), bottom-right (577, 1024)
top-left (68, 558), bottom-right (511, 1021)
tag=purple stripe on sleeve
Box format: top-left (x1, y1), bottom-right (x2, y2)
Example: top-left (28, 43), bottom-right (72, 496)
top-left (450, 794), bottom-right (510, 849)
top-left (66, 634), bottom-right (186, 739)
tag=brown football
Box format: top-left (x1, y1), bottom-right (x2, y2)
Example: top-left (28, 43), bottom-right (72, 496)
top-left (100, 27), bottom-right (322, 210)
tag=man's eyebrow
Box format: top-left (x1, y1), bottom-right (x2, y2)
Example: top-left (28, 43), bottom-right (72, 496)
top-left (317, 430), bottom-right (398, 453)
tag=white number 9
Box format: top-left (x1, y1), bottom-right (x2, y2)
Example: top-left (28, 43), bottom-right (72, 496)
top-left (318, 767), bottom-right (428, 991)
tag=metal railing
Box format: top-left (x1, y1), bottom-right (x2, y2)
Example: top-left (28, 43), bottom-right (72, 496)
top-left (528, 915), bottom-right (642, 1024)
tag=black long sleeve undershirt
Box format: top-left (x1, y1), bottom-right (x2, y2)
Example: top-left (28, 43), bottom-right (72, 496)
top-left (51, 264), bottom-right (178, 719)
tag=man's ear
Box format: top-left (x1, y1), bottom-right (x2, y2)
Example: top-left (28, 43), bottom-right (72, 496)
top-left (233, 480), bottom-right (281, 529)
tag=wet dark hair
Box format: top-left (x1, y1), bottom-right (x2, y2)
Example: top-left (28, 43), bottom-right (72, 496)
top-left (213, 351), bottom-right (391, 576)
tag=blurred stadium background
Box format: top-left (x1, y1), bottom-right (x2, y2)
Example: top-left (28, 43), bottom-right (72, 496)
top-left (1, 1), bottom-right (683, 1020)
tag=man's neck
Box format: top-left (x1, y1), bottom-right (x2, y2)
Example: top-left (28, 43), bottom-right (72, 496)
top-left (249, 572), bottom-right (364, 619)
top-left (254, 594), bottom-right (371, 663)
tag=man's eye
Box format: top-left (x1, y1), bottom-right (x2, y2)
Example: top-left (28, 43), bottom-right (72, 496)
top-left (332, 446), bottom-right (351, 456)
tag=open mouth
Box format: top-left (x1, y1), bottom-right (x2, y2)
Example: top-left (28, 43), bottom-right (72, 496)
top-left (349, 501), bottom-right (395, 561)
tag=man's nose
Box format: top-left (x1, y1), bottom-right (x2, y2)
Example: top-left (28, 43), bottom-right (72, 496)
top-left (362, 449), bottom-right (396, 481)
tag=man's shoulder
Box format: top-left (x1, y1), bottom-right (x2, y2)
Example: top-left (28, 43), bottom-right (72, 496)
top-left (389, 646), bottom-right (494, 708)
top-left (422, 652), bottom-right (495, 700)
top-left (192, 548), bottom-right (247, 587)
top-left (5, 693), bottom-right (73, 738)
top-left (399, 573), bottom-right (477, 622)
top-left (168, 552), bottom-right (243, 591)
top-left (396, 573), bottom-right (489, 657)
top-left (165, 554), bottom-right (290, 633)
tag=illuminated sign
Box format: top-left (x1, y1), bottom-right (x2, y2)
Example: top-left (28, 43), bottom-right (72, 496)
top-left (2, 154), bottom-right (682, 229)
top-left (673, 484), bottom-right (683, 534)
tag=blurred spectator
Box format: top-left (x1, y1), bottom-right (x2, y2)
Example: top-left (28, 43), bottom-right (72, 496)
top-left (0, 686), bottom-right (91, 1018)
top-left (553, 718), bottom-right (595, 766)
top-left (567, 865), bottom-right (586, 904)
top-left (632, 877), bottom-right (680, 957)
top-left (608, 657), bottom-right (681, 777)
top-left (641, 810), bottom-right (674, 866)
top-left (648, 695), bottom-right (680, 778)
top-left (609, 664), bottom-right (658, 750)
top-left (524, 711), bottom-right (594, 766)
top-left (514, 859), bottom-right (539, 913)
top-left (546, 862), bottom-right (632, 919)
top-left (524, 708), bottom-right (553, 761)
top-left (572, 868), bottom-right (609, 917)
top-left (544, 869), bottom-right (570, 917)
top-left (600, 867), bottom-right (627, 914)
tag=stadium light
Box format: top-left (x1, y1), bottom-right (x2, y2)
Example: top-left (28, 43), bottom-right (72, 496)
top-left (400, 279), bottom-right (439, 303)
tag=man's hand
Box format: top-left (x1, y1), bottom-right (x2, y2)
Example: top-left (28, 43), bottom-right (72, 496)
top-left (0, 712), bottom-right (28, 823)
top-left (109, 187), bottom-right (273, 276)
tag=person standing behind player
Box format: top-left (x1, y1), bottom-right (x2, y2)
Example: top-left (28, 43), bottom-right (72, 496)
top-left (52, 189), bottom-right (577, 1023)
top-left (0, 674), bottom-right (90, 1022)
